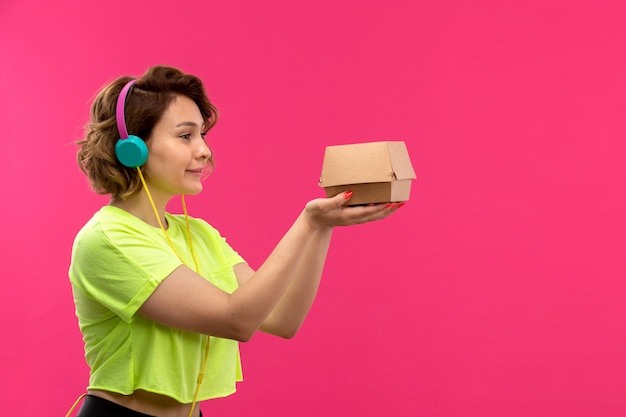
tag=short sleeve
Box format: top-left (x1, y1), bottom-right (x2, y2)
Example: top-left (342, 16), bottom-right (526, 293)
top-left (70, 216), bottom-right (183, 323)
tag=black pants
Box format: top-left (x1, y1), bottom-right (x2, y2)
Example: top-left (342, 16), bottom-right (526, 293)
top-left (76, 395), bottom-right (202, 417)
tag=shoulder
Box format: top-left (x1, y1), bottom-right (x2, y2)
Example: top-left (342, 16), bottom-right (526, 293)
top-left (73, 206), bottom-right (165, 254)
top-left (72, 208), bottom-right (117, 251)
top-left (70, 207), bottom-right (185, 286)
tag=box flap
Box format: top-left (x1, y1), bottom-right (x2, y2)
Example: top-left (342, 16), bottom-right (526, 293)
top-left (387, 141), bottom-right (417, 180)
top-left (319, 141), bottom-right (415, 187)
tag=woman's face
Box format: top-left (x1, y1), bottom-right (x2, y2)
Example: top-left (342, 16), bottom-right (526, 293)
top-left (143, 95), bottom-right (211, 199)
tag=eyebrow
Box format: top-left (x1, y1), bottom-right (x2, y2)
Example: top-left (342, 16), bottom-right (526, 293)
top-left (174, 121), bottom-right (208, 132)
top-left (175, 121), bottom-right (202, 128)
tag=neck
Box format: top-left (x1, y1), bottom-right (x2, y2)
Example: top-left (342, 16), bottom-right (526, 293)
top-left (110, 189), bottom-right (171, 228)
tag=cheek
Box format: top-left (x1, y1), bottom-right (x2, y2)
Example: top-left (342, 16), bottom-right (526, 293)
top-left (145, 154), bottom-right (187, 179)
top-left (145, 144), bottom-right (172, 167)
top-left (143, 156), bottom-right (167, 179)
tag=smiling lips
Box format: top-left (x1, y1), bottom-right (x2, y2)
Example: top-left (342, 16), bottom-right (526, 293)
top-left (186, 168), bottom-right (204, 176)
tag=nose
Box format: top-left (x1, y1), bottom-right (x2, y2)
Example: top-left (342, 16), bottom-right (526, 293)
top-left (196, 138), bottom-right (212, 160)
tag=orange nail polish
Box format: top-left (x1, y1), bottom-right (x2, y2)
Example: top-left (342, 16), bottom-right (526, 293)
top-left (344, 191), bottom-right (353, 200)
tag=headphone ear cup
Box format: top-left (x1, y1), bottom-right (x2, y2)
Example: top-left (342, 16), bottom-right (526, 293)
top-left (115, 135), bottom-right (148, 168)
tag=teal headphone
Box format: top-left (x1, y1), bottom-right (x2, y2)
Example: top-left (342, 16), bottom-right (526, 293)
top-left (115, 79), bottom-right (148, 167)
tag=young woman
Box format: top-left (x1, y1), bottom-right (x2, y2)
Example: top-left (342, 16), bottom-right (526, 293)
top-left (68, 65), bottom-right (400, 417)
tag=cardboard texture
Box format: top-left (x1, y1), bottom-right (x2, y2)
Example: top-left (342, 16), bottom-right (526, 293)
top-left (318, 141), bottom-right (416, 205)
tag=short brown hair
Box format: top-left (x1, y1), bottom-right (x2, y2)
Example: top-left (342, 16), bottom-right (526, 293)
top-left (77, 65), bottom-right (218, 199)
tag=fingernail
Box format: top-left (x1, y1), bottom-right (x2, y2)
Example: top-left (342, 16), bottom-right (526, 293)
top-left (398, 202), bottom-right (405, 208)
top-left (344, 191), bottom-right (353, 200)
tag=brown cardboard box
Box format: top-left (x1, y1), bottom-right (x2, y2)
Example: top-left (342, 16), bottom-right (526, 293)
top-left (318, 141), bottom-right (416, 205)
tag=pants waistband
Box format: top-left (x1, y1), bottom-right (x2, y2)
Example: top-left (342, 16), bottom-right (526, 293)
top-left (76, 394), bottom-right (202, 417)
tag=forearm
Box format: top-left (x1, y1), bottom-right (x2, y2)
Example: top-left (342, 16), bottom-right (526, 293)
top-left (231, 194), bottom-right (393, 340)
top-left (261, 226), bottom-right (333, 338)
top-left (228, 212), bottom-right (324, 339)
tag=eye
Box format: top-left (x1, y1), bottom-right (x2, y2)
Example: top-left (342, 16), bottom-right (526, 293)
top-left (180, 133), bottom-right (191, 140)
top-left (200, 132), bottom-right (208, 140)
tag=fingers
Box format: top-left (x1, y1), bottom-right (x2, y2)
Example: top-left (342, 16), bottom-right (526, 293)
top-left (308, 191), bottom-right (353, 213)
top-left (337, 201), bottom-right (405, 225)
top-left (332, 191), bottom-right (354, 207)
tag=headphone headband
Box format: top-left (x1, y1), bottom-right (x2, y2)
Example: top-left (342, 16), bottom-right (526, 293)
top-left (116, 79), bottom-right (137, 139)
top-left (114, 79), bottom-right (148, 168)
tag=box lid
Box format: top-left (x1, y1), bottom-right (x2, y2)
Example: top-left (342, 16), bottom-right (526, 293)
top-left (319, 141), bottom-right (416, 187)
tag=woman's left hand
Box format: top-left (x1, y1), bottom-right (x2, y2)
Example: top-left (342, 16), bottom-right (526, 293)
top-left (302, 191), bottom-right (403, 230)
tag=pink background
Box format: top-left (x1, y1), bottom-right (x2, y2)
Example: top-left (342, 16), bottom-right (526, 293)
top-left (1, 1), bottom-right (625, 416)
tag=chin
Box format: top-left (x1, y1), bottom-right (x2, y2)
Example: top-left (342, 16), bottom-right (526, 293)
top-left (174, 178), bottom-right (204, 196)
top-left (183, 185), bottom-right (203, 195)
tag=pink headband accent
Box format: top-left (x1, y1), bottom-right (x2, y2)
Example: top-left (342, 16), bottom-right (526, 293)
top-left (116, 79), bottom-right (137, 139)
